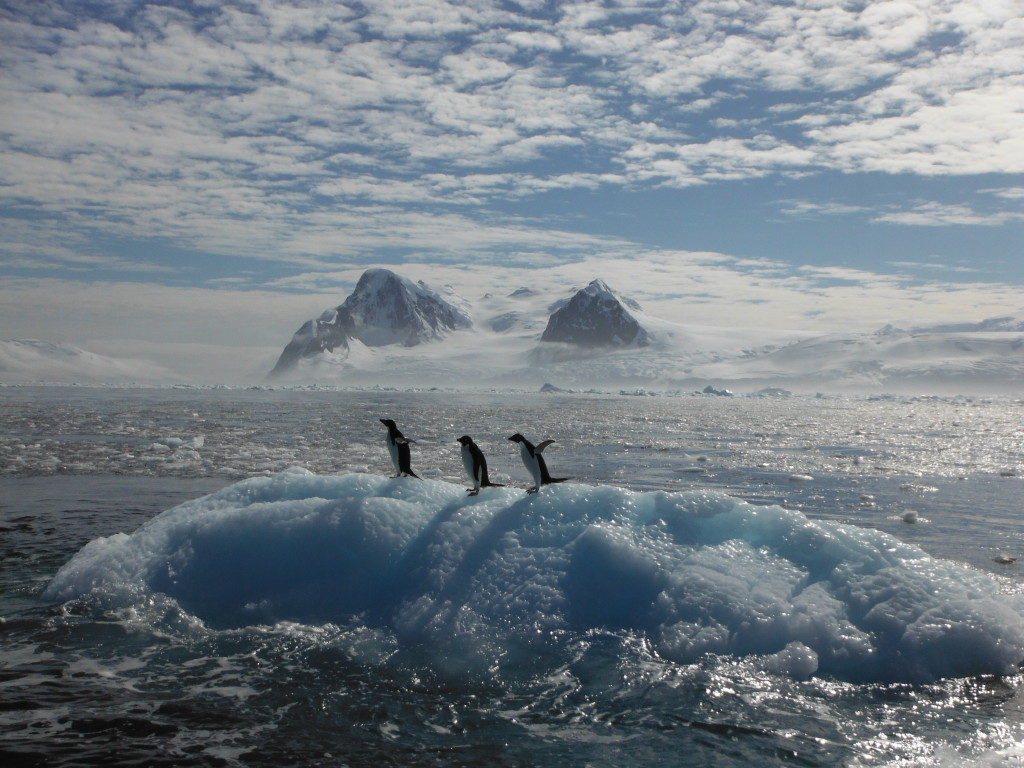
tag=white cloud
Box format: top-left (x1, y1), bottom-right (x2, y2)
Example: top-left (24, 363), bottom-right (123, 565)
top-left (2, 0), bottom-right (1020, 224)
top-left (984, 186), bottom-right (1024, 200)
top-left (776, 193), bottom-right (1024, 228)
top-left (874, 201), bottom-right (1024, 227)
top-left (2, 0), bottom-right (1015, 204)
top-left (0, 0), bottom-right (1022, 343)
top-left (887, 260), bottom-right (977, 274)
top-left (775, 200), bottom-right (870, 218)
top-left (504, 30), bottom-right (562, 51)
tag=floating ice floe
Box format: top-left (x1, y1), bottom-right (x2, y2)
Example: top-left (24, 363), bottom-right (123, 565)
top-left (45, 469), bottom-right (1024, 684)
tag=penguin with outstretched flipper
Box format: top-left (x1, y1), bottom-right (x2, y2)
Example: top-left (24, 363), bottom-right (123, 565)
top-left (507, 433), bottom-right (569, 493)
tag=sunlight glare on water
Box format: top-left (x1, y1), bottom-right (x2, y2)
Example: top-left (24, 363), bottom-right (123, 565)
top-left (1, 387), bottom-right (1023, 768)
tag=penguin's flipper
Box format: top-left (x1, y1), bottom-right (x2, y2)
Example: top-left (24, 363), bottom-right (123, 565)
top-left (395, 438), bottom-right (416, 445)
top-left (534, 439), bottom-right (555, 453)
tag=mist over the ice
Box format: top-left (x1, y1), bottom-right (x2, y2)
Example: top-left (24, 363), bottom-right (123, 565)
top-left (0, 340), bottom-right (173, 384)
top-left (6, 269), bottom-right (1024, 394)
top-left (46, 470), bottom-right (1024, 684)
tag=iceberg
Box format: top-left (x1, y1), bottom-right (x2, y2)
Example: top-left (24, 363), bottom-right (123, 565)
top-left (45, 469), bottom-right (1024, 684)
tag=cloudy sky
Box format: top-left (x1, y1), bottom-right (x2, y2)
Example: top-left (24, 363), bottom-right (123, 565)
top-left (1, 0), bottom-right (1023, 379)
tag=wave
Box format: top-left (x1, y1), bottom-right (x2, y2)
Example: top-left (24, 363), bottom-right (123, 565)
top-left (45, 469), bottom-right (1024, 684)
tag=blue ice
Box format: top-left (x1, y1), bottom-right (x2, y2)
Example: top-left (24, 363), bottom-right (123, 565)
top-left (45, 469), bottom-right (1024, 683)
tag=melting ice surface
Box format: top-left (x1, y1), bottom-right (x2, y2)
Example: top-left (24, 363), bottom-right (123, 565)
top-left (46, 469), bottom-right (1024, 685)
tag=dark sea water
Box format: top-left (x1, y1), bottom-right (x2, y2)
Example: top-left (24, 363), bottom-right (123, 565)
top-left (2, 386), bottom-right (1023, 767)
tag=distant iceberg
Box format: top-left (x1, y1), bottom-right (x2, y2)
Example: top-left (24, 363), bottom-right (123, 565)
top-left (45, 469), bottom-right (1024, 684)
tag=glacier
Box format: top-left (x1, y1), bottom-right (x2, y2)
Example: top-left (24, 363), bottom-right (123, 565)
top-left (45, 469), bottom-right (1024, 684)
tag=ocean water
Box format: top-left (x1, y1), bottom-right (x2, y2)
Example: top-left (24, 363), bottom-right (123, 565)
top-left (2, 386), bottom-right (1024, 767)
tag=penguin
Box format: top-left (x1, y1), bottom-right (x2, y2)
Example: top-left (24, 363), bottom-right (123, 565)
top-left (507, 433), bottom-right (568, 493)
top-left (457, 435), bottom-right (503, 496)
top-left (380, 419), bottom-right (419, 478)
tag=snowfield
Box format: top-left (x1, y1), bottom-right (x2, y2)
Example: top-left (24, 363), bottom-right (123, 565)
top-left (4, 270), bottom-right (1024, 395)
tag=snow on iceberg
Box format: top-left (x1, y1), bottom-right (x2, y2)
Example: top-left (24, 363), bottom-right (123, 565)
top-left (45, 469), bottom-right (1024, 684)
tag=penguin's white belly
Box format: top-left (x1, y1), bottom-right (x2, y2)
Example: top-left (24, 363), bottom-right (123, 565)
top-left (461, 446), bottom-right (478, 486)
top-left (519, 444), bottom-right (541, 486)
top-left (386, 438), bottom-right (400, 472)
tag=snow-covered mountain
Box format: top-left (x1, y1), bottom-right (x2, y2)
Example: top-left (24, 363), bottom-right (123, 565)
top-left (541, 279), bottom-right (651, 348)
top-left (266, 270), bottom-right (804, 387)
top-left (264, 270), bottom-right (1024, 394)
top-left (269, 269), bottom-right (472, 378)
top-left (0, 340), bottom-right (172, 384)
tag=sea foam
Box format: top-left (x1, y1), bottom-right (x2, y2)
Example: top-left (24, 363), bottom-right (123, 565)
top-left (44, 469), bottom-right (1024, 683)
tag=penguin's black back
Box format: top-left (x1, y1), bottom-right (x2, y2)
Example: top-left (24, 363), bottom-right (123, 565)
top-left (538, 453), bottom-right (567, 485)
top-left (468, 439), bottom-right (501, 487)
top-left (398, 441), bottom-right (419, 478)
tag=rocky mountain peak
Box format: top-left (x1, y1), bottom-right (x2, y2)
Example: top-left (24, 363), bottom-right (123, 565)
top-left (268, 268), bottom-right (471, 378)
top-left (540, 279), bottom-right (650, 348)
top-left (343, 268), bottom-right (471, 346)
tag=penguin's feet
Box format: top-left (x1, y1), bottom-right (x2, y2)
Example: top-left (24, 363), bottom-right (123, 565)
top-left (526, 486), bottom-right (538, 494)
top-left (466, 489), bottom-right (480, 496)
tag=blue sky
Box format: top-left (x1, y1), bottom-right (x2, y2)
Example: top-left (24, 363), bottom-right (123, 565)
top-left (1, 0), bottom-right (1022, 377)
